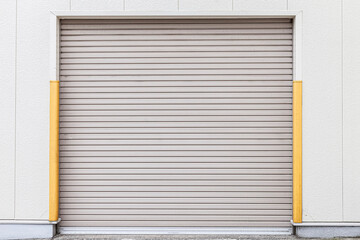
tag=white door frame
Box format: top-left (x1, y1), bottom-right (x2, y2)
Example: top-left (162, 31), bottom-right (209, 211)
top-left (49, 11), bottom-right (303, 235)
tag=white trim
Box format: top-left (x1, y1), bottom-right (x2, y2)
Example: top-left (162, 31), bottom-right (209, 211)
top-left (49, 12), bottom-right (59, 80)
top-left (293, 11), bottom-right (303, 81)
top-left (51, 11), bottom-right (301, 18)
top-left (59, 227), bottom-right (293, 235)
top-left (292, 221), bottom-right (360, 227)
top-left (0, 218), bottom-right (60, 225)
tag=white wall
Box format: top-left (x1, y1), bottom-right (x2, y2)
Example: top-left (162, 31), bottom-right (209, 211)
top-left (0, 0), bottom-right (359, 223)
top-left (289, 0), bottom-right (343, 222)
top-left (0, 0), bottom-right (16, 220)
top-left (15, 0), bottom-right (70, 220)
top-left (343, 0), bottom-right (360, 222)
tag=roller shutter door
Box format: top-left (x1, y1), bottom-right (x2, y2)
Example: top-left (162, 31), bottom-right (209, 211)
top-left (59, 18), bottom-right (293, 233)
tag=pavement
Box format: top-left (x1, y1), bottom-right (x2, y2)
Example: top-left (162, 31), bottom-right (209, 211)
top-left (24, 234), bottom-right (357, 240)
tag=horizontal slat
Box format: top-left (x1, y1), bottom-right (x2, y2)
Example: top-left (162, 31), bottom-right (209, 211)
top-left (60, 152), bottom-right (292, 157)
top-left (60, 128), bottom-right (292, 134)
top-left (59, 110), bottom-right (292, 116)
top-left (61, 52), bottom-right (292, 58)
top-left (60, 93), bottom-right (292, 99)
top-left (60, 215), bottom-right (291, 221)
top-left (60, 222), bottom-right (291, 227)
top-left (60, 145), bottom-right (292, 151)
top-left (58, 220), bottom-right (291, 227)
top-left (61, 40), bottom-right (292, 47)
top-left (61, 76), bottom-right (292, 83)
top-left (60, 133), bottom-right (292, 139)
top-left (61, 34), bottom-right (293, 41)
top-left (60, 202), bottom-right (291, 209)
top-left (60, 81), bottom-right (293, 87)
top-left (61, 19), bottom-right (291, 24)
top-left (60, 63), bottom-right (292, 70)
top-left (61, 29), bottom-right (292, 35)
top-left (60, 157), bottom-right (292, 163)
top-left (60, 139), bottom-right (292, 145)
top-left (60, 168), bottom-right (292, 174)
top-left (60, 191), bottom-right (292, 198)
top-left (60, 185), bottom-right (292, 192)
top-left (60, 98), bottom-right (292, 105)
top-left (60, 116), bottom-right (292, 122)
top-left (60, 174), bottom-right (291, 180)
top-left (60, 104), bottom-right (292, 111)
top-left (61, 23), bottom-right (292, 30)
top-left (61, 69), bottom-right (292, 76)
top-left (59, 197), bottom-right (292, 204)
top-left (60, 180), bottom-right (291, 186)
top-left (60, 87), bottom-right (292, 93)
top-left (60, 115), bottom-right (291, 123)
top-left (61, 58), bottom-right (293, 64)
top-left (60, 122), bottom-right (292, 128)
top-left (61, 46), bottom-right (292, 53)
top-left (60, 209), bottom-right (291, 215)
top-left (60, 162), bottom-right (292, 169)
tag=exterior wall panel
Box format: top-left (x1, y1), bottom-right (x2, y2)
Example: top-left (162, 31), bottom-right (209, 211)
top-left (343, 0), bottom-right (360, 222)
top-left (288, 0), bottom-right (343, 222)
top-left (179, 0), bottom-right (233, 11)
top-left (71, 0), bottom-right (124, 11)
top-left (15, 0), bottom-right (69, 220)
top-left (125, 0), bottom-right (178, 11)
top-left (233, 0), bottom-right (288, 11)
top-left (0, 0), bottom-right (16, 219)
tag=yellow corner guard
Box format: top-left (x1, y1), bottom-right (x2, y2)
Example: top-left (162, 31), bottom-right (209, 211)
top-left (49, 80), bottom-right (59, 221)
top-left (293, 81), bottom-right (302, 223)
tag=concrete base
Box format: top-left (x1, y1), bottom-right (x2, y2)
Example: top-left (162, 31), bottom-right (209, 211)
top-left (0, 223), bottom-right (55, 239)
top-left (296, 226), bottom-right (360, 238)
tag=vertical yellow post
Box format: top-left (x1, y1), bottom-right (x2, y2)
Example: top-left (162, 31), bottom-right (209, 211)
top-left (49, 80), bottom-right (59, 222)
top-left (293, 80), bottom-right (302, 223)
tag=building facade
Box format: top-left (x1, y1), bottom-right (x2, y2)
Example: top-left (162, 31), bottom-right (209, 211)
top-left (0, 0), bottom-right (360, 239)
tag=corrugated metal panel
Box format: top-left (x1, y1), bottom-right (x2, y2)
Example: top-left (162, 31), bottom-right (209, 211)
top-left (59, 18), bottom-right (293, 230)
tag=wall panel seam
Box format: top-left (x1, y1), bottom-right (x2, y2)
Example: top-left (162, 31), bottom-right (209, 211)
top-left (13, 0), bottom-right (18, 219)
top-left (341, 0), bottom-right (344, 221)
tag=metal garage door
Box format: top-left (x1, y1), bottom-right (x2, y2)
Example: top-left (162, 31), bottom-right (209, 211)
top-left (59, 18), bottom-right (293, 234)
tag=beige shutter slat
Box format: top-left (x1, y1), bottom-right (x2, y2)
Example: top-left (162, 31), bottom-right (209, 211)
top-left (61, 52), bottom-right (292, 58)
top-left (59, 109), bottom-right (292, 115)
top-left (60, 197), bottom-right (292, 204)
top-left (60, 104), bottom-right (292, 111)
top-left (60, 40), bottom-right (293, 47)
top-left (59, 18), bottom-right (293, 231)
top-left (60, 157), bottom-right (292, 163)
top-left (60, 174), bottom-right (292, 180)
top-left (60, 191), bottom-right (292, 198)
top-left (61, 28), bottom-right (292, 35)
top-left (59, 87), bottom-right (292, 93)
top-left (61, 18), bottom-right (292, 24)
top-left (60, 63), bottom-right (293, 69)
top-left (59, 127), bottom-right (292, 133)
top-left (61, 23), bottom-right (292, 29)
